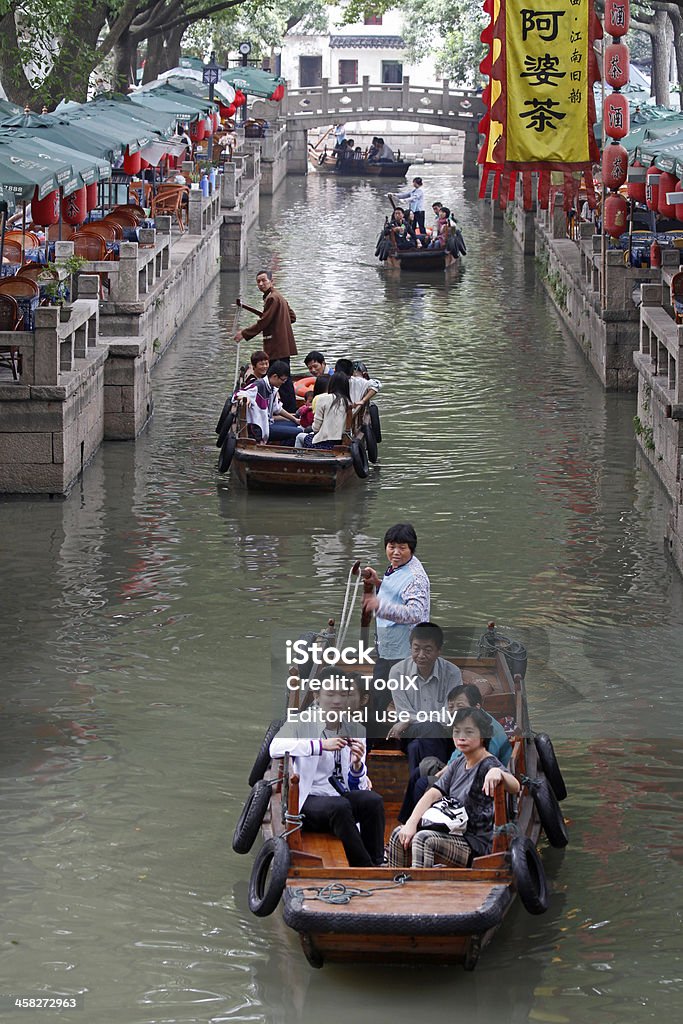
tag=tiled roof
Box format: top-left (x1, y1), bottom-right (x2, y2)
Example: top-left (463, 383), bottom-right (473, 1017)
top-left (329, 35), bottom-right (405, 49)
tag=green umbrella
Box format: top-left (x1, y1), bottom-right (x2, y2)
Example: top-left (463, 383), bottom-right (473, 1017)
top-left (222, 66), bottom-right (284, 98)
top-left (66, 100), bottom-right (161, 152)
top-left (101, 95), bottom-right (179, 136)
top-left (0, 138), bottom-right (61, 200)
top-left (0, 184), bottom-right (16, 214)
top-left (130, 88), bottom-right (215, 120)
top-left (0, 129), bottom-right (110, 185)
top-left (0, 110), bottom-right (122, 162)
top-left (641, 132), bottom-right (683, 177)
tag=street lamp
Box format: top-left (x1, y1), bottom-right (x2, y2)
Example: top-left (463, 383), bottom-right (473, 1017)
top-left (238, 42), bottom-right (251, 123)
top-left (203, 50), bottom-right (221, 161)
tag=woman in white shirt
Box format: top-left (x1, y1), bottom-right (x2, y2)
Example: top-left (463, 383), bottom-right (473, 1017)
top-left (295, 371), bottom-right (351, 449)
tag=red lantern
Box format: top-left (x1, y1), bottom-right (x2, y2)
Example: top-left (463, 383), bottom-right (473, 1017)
top-left (275, 84), bottom-right (285, 101)
top-left (219, 103), bottom-right (232, 118)
top-left (675, 180), bottom-right (683, 222)
top-left (627, 158), bottom-right (646, 204)
top-left (189, 119), bottom-right (205, 142)
top-left (31, 187), bottom-right (60, 226)
top-left (645, 167), bottom-right (660, 211)
top-left (604, 42), bottom-right (629, 89)
top-left (123, 147), bottom-right (141, 175)
top-left (602, 143), bottom-right (628, 191)
top-left (604, 92), bottom-right (629, 140)
top-left (605, 0), bottom-right (630, 37)
top-left (62, 186), bottom-right (87, 226)
top-left (233, 90), bottom-right (246, 108)
top-left (603, 192), bottom-right (628, 238)
top-left (658, 171), bottom-right (680, 218)
top-left (225, 102), bottom-right (237, 118)
top-left (86, 182), bottom-right (98, 211)
top-left (140, 158), bottom-right (150, 170)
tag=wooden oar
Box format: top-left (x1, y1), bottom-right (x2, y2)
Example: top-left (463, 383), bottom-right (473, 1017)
top-left (232, 300), bottom-right (242, 390)
top-left (310, 125), bottom-right (335, 152)
top-left (237, 298), bottom-right (262, 317)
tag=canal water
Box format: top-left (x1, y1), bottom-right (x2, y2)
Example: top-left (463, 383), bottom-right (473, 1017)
top-left (1, 168), bottom-right (682, 1024)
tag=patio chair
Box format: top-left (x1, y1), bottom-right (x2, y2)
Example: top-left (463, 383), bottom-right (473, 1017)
top-left (151, 188), bottom-right (186, 232)
top-left (1, 240), bottom-right (23, 263)
top-left (0, 294), bottom-right (23, 378)
top-left (78, 223), bottom-right (118, 244)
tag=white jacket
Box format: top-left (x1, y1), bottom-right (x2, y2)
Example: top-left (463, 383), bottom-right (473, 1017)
top-left (269, 719), bottom-right (370, 810)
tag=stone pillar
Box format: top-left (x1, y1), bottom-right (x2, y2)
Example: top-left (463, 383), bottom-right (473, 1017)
top-left (285, 125), bottom-right (308, 175)
top-left (188, 189), bottom-right (204, 234)
top-left (462, 125), bottom-right (480, 179)
top-left (155, 216), bottom-right (172, 270)
top-left (33, 307), bottom-right (60, 386)
top-left (221, 163), bottom-right (237, 207)
top-left (551, 193), bottom-right (566, 238)
top-left (115, 242), bottom-right (140, 302)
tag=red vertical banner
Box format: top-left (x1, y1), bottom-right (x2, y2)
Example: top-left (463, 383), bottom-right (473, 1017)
top-left (479, 0), bottom-right (602, 209)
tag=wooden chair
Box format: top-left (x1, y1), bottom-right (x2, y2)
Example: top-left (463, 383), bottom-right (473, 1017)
top-left (672, 270), bottom-right (683, 324)
top-left (78, 222), bottom-right (118, 244)
top-left (71, 233), bottom-right (109, 261)
top-left (0, 277), bottom-right (40, 301)
top-left (46, 223), bottom-right (75, 241)
top-left (151, 188), bottom-right (186, 231)
top-left (128, 180), bottom-right (153, 207)
top-left (16, 263), bottom-right (59, 288)
top-left (100, 218), bottom-right (124, 240)
top-left (5, 230), bottom-right (41, 252)
top-left (0, 294), bottom-right (23, 378)
top-left (2, 240), bottom-right (23, 264)
top-left (113, 205), bottom-right (145, 225)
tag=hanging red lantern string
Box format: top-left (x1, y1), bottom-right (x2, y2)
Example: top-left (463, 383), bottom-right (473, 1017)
top-left (627, 158), bottom-right (646, 204)
top-left (61, 186), bottom-right (87, 226)
top-left (86, 182), bottom-right (98, 211)
top-left (31, 188), bottom-right (60, 226)
top-left (233, 90), bottom-right (246, 108)
top-left (657, 171), bottom-right (680, 219)
top-left (189, 118), bottom-right (206, 142)
top-left (122, 147), bottom-right (141, 175)
top-left (602, 0), bottom-right (631, 239)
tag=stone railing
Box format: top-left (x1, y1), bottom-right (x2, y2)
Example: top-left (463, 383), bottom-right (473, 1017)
top-left (221, 156), bottom-right (245, 208)
top-left (283, 76), bottom-right (483, 126)
top-left (0, 276), bottom-right (100, 386)
top-left (259, 123), bottom-right (287, 162)
top-left (54, 224), bottom-right (172, 305)
top-left (639, 281), bottom-right (683, 410)
top-left (188, 188), bottom-right (221, 235)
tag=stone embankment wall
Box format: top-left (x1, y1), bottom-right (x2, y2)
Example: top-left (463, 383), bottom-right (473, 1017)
top-left (504, 186), bottom-right (683, 578)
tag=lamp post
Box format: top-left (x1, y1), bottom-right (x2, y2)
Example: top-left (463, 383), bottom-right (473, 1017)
top-left (203, 50), bottom-right (221, 161)
top-left (238, 41), bottom-right (251, 124)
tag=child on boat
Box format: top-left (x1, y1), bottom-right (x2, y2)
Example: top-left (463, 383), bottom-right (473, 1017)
top-left (269, 675), bottom-right (385, 867)
top-left (387, 707), bottom-right (519, 868)
top-left (299, 390), bottom-right (315, 429)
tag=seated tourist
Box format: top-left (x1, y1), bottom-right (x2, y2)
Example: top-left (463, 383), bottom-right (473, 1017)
top-left (376, 138), bottom-right (395, 162)
top-left (269, 675), bottom-right (385, 867)
top-left (367, 137), bottom-right (380, 162)
top-left (311, 374), bottom-right (329, 412)
top-left (299, 389), bottom-right (315, 430)
top-left (387, 707), bottom-right (520, 868)
top-left (390, 208), bottom-right (418, 250)
top-left (294, 371), bottom-right (351, 450)
top-left (428, 206), bottom-right (450, 249)
top-left (304, 350), bottom-right (331, 378)
top-left (398, 682), bottom-right (513, 822)
top-left (235, 360), bottom-right (302, 445)
top-left (243, 350), bottom-right (269, 386)
top-left (384, 622), bottom-right (462, 772)
top-left (334, 358), bottom-right (382, 407)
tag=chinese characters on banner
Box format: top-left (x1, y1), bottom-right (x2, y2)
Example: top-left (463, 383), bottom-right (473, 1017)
top-left (479, 0), bottom-right (602, 210)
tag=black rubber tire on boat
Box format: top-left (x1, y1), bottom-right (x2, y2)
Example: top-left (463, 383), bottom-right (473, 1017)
top-left (248, 837), bottom-right (291, 916)
top-left (217, 433), bottom-right (237, 475)
top-left (368, 403), bottom-right (382, 443)
top-left (363, 423), bottom-right (378, 463)
top-left (510, 836), bottom-right (549, 915)
top-left (532, 777), bottom-right (568, 849)
top-left (350, 438), bottom-right (369, 479)
top-left (215, 397), bottom-right (233, 434)
top-left (232, 780), bottom-right (271, 854)
top-left (216, 411), bottom-right (236, 447)
top-left (455, 228), bottom-right (467, 256)
top-left (248, 718), bottom-right (285, 787)
top-left (318, 152), bottom-right (325, 165)
top-left (534, 733), bottom-right (567, 801)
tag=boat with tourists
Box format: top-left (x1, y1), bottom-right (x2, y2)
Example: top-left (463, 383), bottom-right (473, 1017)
top-left (309, 146), bottom-right (411, 178)
top-left (232, 592), bottom-right (569, 969)
top-left (214, 346), bottom-right (382, 491)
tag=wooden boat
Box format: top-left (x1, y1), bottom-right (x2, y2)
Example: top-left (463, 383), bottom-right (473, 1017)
top-left (386, 247), bottom-right (459, 272)
top-left (309, 147), bottom-right (410, 178)
top-left (216, 387), bottom-right (380, 492)
top-left (235, 617), bottom-right (569, 969)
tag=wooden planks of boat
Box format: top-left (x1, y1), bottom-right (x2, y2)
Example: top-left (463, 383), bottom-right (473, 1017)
top-left (232, 438), bottom-right (356, 492)
top-left (237, 642), bottom-right (568, 969)
top-left (387, 248), bottom-right (459, 272)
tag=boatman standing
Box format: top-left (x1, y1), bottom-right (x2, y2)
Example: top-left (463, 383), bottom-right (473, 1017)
top-left (363, 523), bottom-right (431, 736)
top-left (234, 270), bottom-right (298, 413)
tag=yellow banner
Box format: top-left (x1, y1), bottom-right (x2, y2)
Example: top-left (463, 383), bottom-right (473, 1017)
top-left (505, 0), bottom-right (590, 164)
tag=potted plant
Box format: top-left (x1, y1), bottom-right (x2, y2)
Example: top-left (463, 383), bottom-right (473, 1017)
top-left (42, 255), bottom-right (87, 318)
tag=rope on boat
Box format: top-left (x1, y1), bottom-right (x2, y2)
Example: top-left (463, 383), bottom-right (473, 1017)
top-left (520, 774), bottom-right (539, 791)
top-left (493, 821), bottom-right (521, 839)
top-left (280, 812), bottom-right (304, 840)
top-left (337, 567), bottom-right (362, 649)
top-left (291, 873), bottom-right (412, 905)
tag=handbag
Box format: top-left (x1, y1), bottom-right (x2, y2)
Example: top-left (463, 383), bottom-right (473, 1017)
top-left (419, 797), bottom-right (469, 835)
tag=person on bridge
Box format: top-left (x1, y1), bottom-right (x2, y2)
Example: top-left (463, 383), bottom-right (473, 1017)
top-left (234, 270), bottom-right (298, 413)
top-left (392, 177), bottom-right (425, 235)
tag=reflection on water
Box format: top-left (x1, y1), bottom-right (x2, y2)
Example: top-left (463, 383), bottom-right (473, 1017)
top-left (1, 170), bottom-right (682, 1022)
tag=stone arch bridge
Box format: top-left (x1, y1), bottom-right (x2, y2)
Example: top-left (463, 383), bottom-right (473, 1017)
top-left (279, 77), bottom-right (485, 178)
